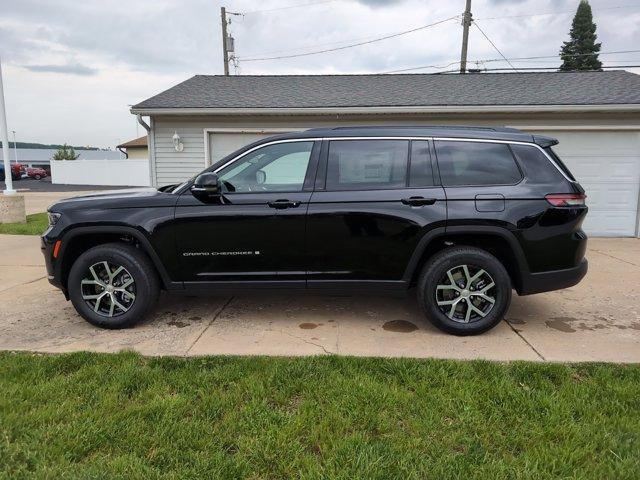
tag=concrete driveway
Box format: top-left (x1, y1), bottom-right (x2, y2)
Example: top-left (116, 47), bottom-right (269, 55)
top-left (0, 234), bottom-right (638, 362)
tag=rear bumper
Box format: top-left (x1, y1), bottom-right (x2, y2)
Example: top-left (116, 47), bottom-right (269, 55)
top-left (518, 258), bottom-right (588, 295)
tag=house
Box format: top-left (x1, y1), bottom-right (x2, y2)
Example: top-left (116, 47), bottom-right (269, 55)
top-left (130, 71), bottom-right (640, 237)
top-left (116, 136), bottom-right (149, 160)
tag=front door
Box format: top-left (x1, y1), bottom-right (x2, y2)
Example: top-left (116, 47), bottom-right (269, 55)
top-left (305, 139), bottom-right (447, 288)
top-left (175, 140), bottom-right (319, 287)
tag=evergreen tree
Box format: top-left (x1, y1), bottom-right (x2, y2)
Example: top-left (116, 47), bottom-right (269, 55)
top-left (52, 143), bottom-right (80, 160)
top-left (559, 0), bottom-right (602, 71)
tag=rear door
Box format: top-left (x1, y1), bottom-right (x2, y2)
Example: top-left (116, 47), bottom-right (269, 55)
top-left (305, 138), bottom-right (447, 288)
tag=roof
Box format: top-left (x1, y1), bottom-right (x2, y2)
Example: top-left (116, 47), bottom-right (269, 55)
top-left (117, 136), bottom-right (148, 149)
top-left (131, 71), bottom-right (640, 113)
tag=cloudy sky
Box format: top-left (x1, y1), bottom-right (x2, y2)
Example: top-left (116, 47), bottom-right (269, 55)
top-left (1, 0), bottom-right (639, 147)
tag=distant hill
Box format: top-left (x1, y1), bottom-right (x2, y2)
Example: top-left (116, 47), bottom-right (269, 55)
top-left (0, 142), bottom-right (103, 151)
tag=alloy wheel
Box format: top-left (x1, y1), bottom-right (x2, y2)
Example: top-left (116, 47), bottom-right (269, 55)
top-left (435, 264), bottom-right (496, 323)
top-left (80, 261), bottom-right (136, 317)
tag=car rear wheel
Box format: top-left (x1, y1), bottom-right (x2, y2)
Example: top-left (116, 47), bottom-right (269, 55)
top-left (68, 243), bottom-right (160, 329)
top-left (417, 246), bottom-right (512, 335)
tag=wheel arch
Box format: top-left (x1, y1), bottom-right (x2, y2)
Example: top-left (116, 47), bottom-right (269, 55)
top-left (403, 226), bottom-right (529, 293)
top-left (57, 226), bottom-right (174, 294)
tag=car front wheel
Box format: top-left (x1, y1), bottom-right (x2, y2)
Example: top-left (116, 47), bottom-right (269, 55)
top-left (417, 246), bottom-right (512, 335)
top-left (68, 243), bottom-right (160, 329)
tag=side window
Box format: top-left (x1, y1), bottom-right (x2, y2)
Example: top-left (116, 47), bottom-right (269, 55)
top-left (326, 140), bottom-right (408, 191)
top-left (217, 141), bottom-right (314, 192)
top-left (435, 141), bottom-right (522, 186)
top-left (409, 140), bottom-right (434, 187)
top-left (510, 144), bottom-right (566, 183)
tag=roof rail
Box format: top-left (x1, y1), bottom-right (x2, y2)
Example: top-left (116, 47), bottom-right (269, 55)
top-left (304, 125), bottom-right (523, 133)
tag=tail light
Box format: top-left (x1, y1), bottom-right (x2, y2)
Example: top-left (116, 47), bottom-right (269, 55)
top-left (545, 193), bottom-right (586, 207)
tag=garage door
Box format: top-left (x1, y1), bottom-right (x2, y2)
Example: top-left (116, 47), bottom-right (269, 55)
top-left (208, 132), bottom-right (281, 165)
top-left (536, 130), bottom-right (640, 237)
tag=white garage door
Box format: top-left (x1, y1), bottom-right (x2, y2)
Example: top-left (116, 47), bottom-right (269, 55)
top-left (208, 132), bottom-right (281, 165)
top-left (536, 130), bottom-right (640, 237)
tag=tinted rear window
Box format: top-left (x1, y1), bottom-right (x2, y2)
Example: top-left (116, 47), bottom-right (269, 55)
top-left (544, 147), bottom-right (575, 181)
top-left (435, 141), bottom-right (522, 186)
top-left (326, 140), bottom-right (408, 190)
top-left (511, 144), bottom-right (566, 184)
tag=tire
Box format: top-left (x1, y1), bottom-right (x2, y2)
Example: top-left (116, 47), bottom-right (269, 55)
top-left (68, 243), bottom-right (160, 329)
top-left (417, 246), bottom-right (512, 335)
top-left (34, 174), bottom-right (41, 180)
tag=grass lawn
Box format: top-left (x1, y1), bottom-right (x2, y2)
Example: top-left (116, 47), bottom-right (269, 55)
top-left (0, 212), bottom-right (48, 235)
top-left (1, 352), bottom-right (639, 479)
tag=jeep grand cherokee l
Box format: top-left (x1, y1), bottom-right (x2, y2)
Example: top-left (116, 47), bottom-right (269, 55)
top-left (41, 126), bottom-right (588, 335)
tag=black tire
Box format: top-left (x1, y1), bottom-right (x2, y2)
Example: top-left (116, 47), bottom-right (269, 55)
top-left (68, 243), bottom-right (160, 329)
top-left (417, 246), bottom-right (512, 335)
top-left (34, 174), bottom-right (41, 180)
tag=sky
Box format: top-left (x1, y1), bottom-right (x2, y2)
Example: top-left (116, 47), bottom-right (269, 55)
top-left (0, 0), bottom-right (639, 148)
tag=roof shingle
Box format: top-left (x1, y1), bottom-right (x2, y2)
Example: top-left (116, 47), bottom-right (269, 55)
top-left (132, 71), bottom-right (640, 110)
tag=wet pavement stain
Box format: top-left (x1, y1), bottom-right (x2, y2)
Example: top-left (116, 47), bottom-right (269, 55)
top-left (299, 323), bottom-right (318, 329)
top-left (507, 318), bottom-right (526, 325)
top-left (189, 316), bottom-right (202, 321)
top-left (545, 318), bottom-right (576, 333)
top-left (167, 320), bottom-right (190, 328)
top-left (382, 320), bottom-right (418, 333)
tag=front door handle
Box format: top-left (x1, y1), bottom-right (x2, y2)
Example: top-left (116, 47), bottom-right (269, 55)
top-left (401, 196), bottom-right (437, 206)
top-left (268, 199), bottom-right (301, 209)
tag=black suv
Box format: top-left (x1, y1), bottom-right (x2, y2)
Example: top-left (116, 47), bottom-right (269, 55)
top-left (42, 126), bottom-right (588, 335)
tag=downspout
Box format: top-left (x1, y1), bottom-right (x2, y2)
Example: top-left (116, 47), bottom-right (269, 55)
top-left (136, 114), bottom-right (156, 188)
top-left (117, 147), bottom-right (128, 159)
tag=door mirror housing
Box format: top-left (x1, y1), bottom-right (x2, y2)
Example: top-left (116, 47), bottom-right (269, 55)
top-left (256, 169), bottom-right (266, 185)
top-left (191, 172), bottom-right (221, 198)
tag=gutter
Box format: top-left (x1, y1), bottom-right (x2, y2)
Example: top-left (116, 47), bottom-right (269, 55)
top-left (130, 104), bottom-right (640, 116)
top-left (136, 114), bottom-right (156, 188)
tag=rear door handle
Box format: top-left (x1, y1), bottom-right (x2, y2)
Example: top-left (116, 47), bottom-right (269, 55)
top-left (401, 196), bottom-right (437, 206)
top-left (268, 199), bottom-right (301, 209)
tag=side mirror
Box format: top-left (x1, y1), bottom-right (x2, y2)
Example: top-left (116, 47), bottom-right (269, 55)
top-left (256, 169), bottom-right (266, 185)
top-left (191, 172), bottom-right (221, 198)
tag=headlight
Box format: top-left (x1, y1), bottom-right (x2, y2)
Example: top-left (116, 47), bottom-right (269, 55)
top-left (48, 212), bottom-right (61, 227)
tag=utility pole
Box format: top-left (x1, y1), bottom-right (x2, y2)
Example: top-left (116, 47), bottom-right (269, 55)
top-left (459, 0), bottom-right (472, 74)
top-left (221, 7), bottom-right (230, 75)
top-left (220, 7), bottom-right (239, 76)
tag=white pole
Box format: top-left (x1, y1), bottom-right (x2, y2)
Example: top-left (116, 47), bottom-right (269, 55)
top-left (0, 57), bottom-right (15, 194)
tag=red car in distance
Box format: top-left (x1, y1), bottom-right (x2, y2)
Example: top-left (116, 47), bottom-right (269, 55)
top-left (26, 167), bottom-right (47, 180)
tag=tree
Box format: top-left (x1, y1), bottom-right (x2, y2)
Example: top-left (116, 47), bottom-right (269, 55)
top-left (52, 144), bottom-right (80, 160)
top-left (559, 0), bottom-right (602, 71)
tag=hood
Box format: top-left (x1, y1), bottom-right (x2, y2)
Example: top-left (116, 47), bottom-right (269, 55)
top-left (49, 187), bottom-right (178, 212)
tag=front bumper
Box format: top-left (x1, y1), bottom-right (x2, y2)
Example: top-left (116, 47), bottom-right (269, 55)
top-left (518, 258), bottom-right (588, 296)
top-left (41, 235), bottom-right (63, 290)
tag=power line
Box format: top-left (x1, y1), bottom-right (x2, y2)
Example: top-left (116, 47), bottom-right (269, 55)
top-left (238, 15), bottom-right (460, 62)
top-left (476, 3), bottom-right (640, 21)
top-left (237, 32), bottom-right (392, 59)
top-left (473, 21), bottom-right (518, 72)
top-left (241, 0), bottom-right (337, 15)
top-left (444, 64), bottom-right (640, 73)
top-left (382, 49), bottom-right (640, 73)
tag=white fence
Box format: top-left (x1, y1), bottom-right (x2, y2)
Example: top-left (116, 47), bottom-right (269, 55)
top-left (51, 159), bottom-right (151, 186)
